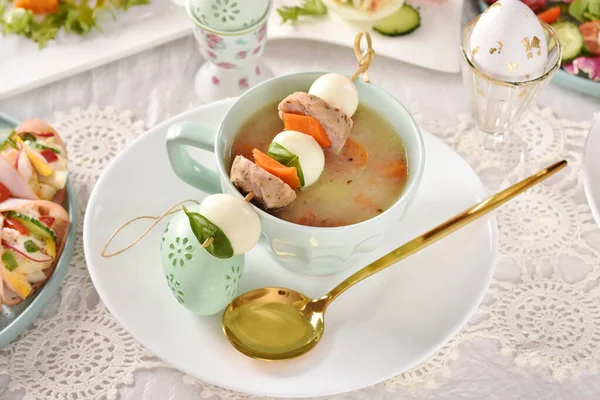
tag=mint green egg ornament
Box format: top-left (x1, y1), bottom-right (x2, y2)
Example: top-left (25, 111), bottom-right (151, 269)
top-left (161, 205), bottom-right (244, 316)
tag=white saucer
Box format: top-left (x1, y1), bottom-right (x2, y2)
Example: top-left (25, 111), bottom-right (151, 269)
top-left (584, 114), bottom-right (600, 227)
top-left (84, 99), bottom-right (497, 397)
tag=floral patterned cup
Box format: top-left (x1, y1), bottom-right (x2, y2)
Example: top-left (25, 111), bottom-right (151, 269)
top-left (186, 0), bottom-right (273, 102)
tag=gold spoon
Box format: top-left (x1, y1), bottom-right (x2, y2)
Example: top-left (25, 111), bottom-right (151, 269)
top-left (222, 160), bottom-right (568, 361)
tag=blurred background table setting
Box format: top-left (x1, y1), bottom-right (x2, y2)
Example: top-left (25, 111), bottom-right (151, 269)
top-left (0, 0), bottom-right (600, 399)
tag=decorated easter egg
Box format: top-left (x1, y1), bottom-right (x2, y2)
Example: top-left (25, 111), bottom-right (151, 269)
top-left (469, 0), bottom-right (548, 82)
top-left (199, 193), bottom-right (261, 255)
top-left (161, 205), bottom-right (245, 316)
top-left (309, 73), bottom-right (359, 117)
top-left (272, 130), bottom-right (325, 187)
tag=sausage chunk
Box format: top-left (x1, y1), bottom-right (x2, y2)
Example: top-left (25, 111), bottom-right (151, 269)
top-left (230, 155), bottom-right (296, 209)
top-left (278, 92), bottom-right (353, 154)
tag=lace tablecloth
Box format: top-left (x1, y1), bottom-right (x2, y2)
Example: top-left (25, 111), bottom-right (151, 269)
top-left (1, 2), bottom-right (600, 399)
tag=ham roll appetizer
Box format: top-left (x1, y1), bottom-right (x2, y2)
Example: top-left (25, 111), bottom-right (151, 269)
top-left (0, 119), bottom-right (68, 204)
top-left (0, 199), bottom-right (70, 307)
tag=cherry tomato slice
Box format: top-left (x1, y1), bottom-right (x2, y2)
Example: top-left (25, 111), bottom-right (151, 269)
top-left (5, 218), bottom-right (29, 235)
top-left (0, 183), bottom-right (11, 203)
top-left (39, 216), bottom-right (55, 228)
top-left (580, 21), bottom-right (600, 56)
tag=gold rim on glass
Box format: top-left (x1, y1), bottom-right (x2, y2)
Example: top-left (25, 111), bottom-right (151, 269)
top-left (460, 16), bottom-right (563, 88)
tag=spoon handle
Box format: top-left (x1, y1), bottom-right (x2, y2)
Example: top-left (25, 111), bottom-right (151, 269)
top-left (323, 160), bottom-right (568, 305)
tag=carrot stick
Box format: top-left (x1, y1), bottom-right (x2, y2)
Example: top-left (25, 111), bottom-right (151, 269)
top-left (382, 160), bottom-right (408, 178)
top-left (283, 113), bottom-right (332, 148)
top-left (253, 148), bottom-right (301, 190)
top-left (537, 7), bottom-right (560, 24)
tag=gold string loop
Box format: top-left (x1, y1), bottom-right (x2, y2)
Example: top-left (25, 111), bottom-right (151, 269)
top-left (351, 31), bottom-right (375, 82)
top-left (101, 192), bottom-right (255, 258)
top-left (101, 199), bottom-right (200, 258)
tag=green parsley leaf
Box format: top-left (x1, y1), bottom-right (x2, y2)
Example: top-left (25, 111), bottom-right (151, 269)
top-left (267, 142), bottom-right (305, 187)
top-left (277, 0), bottom-right (327, 24)
top-left (182, 206), bottom-right (234, 259)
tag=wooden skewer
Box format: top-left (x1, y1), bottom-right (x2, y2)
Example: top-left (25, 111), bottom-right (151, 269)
top-left (244, 191), bottom-right (255, 203)
top-left (350, 32), bottom-right (375, 82)
top-left (201, 237), bottom-right (215, 249)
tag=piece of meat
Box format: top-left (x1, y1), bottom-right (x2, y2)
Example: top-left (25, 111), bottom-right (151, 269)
top-left (278, 92), bottom-right (353, 154)
top-left (230, 155), bottom-right (296, 210)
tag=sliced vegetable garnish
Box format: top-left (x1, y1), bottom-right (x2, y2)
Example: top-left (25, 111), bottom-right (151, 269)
top-left (2, 239), bottom-right (52, 262)
top-left (21, 133), bottom-right (37, 142)
top-left (266, 143), bottom-right (305, 187)
top-left (1, 268), bottom-right (32, 299)
top-left (552, 21), bottom-right (584, 62)
top-left (254, 147), bottom-right (301, 189)
top-left (373, 5), bottom-right (421, 37)
top-left (30, 142), bottom-right (60, 154)
top-left (39, 216), bottom-right (55, 228)
top-left (580, 21), bottom-right (600, 56)
top-left (24, 240), bottom-right (40, 253)
top-left (40, 148), bottom-right (59, 163)
top-left (1, 136), bottom-right (19, 151)
top-left (5, 218), bottom-right (29, 235)
top-left (283, 113), bottom-right (332, 148)
top-left (5, 211), bottom-right (56, 241)
top-left (0, 182), bottom-right (11, 203)
top-left (0, 129), bottom-right (13, 146)
top-left (2, 250), bottom-right (18, 272)
top-left (182, 206), bottom-right (234, 259)
top-left (537, 6), bottom-right (560, 24)
top-left (277, 0), bottom-right (327, 23)
top-left (45, 239), bottom-right (56, 258)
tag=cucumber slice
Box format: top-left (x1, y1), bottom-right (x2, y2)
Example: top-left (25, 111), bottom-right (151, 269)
top-left (551, 21), bottom-right (584, 62)
top-left (373, 4), bottom-right (421, 37)
top-left (5, 212), bottom-right (56, 242)
top-left (26, 141), bottom-right (61, 154)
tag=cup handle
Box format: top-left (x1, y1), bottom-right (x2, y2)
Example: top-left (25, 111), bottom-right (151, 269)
top-left (166, 121), bottom-right (221, 194)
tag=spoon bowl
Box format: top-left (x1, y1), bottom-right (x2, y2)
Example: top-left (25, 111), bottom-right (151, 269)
top-left (222, 287), bottom-right (327, 361)
top-left (222, 161), bottom-right (567, 361)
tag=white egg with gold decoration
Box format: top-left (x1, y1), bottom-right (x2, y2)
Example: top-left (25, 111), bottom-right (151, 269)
top-left (469, 0), bottom-right (548, 82)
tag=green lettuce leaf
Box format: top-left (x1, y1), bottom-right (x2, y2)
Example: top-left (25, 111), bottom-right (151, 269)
top-left (277, 0), bottom-right (327, 24)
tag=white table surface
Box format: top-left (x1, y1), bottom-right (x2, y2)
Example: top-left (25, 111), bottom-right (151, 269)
top-left (1, 1), bottom-right (599, 399)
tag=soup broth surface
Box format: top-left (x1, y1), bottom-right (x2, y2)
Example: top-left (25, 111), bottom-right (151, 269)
top-left (230, 101), bottom-right (409, 227)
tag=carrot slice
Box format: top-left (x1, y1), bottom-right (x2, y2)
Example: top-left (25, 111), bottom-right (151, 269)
top-left (283, 113), bottom-right (332, 148)
top-left (14, 0), bottom-right (58, 14)
top-left (253, 148), bottom-right (301, 190)
top-left (382, 160), bottom-right (408, 178)
top-left (537, 7), bottom-right (560, 24)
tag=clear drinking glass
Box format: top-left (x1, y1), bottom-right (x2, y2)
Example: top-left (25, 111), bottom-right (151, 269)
top-left (460, 17), bottom-right (562, 185)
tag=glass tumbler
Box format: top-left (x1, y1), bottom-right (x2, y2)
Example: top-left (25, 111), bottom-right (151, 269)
top-left (460, 16), bottom-right (562, 184)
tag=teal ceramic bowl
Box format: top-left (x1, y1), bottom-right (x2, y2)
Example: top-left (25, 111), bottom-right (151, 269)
top-left (476, 0), bottom-right (600, 98)
top-left (0, 112), bottom-right (77, 348)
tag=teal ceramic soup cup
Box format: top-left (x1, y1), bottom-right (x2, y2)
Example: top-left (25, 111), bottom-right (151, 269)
top-left (166, 72), bottom-right (425, 276)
